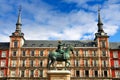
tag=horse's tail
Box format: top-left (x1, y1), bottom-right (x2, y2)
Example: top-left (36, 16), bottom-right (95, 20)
top-left (47, 53), bottom-right (50, 69)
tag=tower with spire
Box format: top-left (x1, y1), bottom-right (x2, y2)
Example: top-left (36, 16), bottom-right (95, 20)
top-left (94, 7), bottom-right (109, 41)
top-left (10, 6), bottom-right (25, 48)
top-left (11, 6), bottom-right (24, 36)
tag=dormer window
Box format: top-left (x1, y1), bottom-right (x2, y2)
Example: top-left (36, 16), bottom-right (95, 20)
top-left (14, 41), bottom-right (18, 47)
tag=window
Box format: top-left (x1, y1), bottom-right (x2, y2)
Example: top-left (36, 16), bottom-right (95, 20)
top-left (95, 71), bottom-right (98, 77)
top-left (114, 60), bottom-right (119, 67)
top-left (92, 51), bottom-right (96, 56)
top-left (30, 60), bottom-right (34, 67)
top-left (0, 70), bottom-right (4, 77)
top-left (22, 51), bottom-right (26, 56)
top-left (85, 70), bottom-right (89, 77)
top-left (11, 71), bottom-right (16, 77)
top-left (12, 60), bottom-right (16, 67)
top-left (14, 41), bottom-right (18, 47)
top-left (39, 70), bottom-right (43, 77)
top-left (1, 51), bottom-right (6, 57)
top-left (21, 71), bottom-right (24, 77)
top-left (104, 71), bottom-right (107, 77)
top-left (93, 60), bottom-right (98, 67)
top-left (40, 61), bottom-right (43, 67)
top-left (84, 60), bottom-right (88, 67)
top-left (76, 51), bottom-right (79, 56)
top-left (113, 51), bottom-right (118, 58)
top-left (102, 60), bottom-right (107, 67)
top-left (1, 60), bottom-right (6, 67)
top-left (102, 50), bottom-right (106, 56)
top-left (75, 60), bottom-right (79, 67)
top-left (115, 71), bottom-right (120, 78)
top-left (101, 41), bottom-right (105, 48)
top-left (22, 60), bottom-right (25, 67)
top-left (13, 51), bottom-right (17, 56)
top-left (76, 70), bottom-right (80, 77)
top-left (31, 50), bottom-right (34, 56)
top-left (84, 50), bottom-right (88, 57)
top-left (30, 70), bottom-right (34, 77)
top-left (40, 51), bottom-right (43, 56)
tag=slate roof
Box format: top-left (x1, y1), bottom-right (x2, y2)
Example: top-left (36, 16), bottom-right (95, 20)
top-left (0, 42), bottom-right (9, 49)
top-left (22, 40), bottom-right (97, 47)
top-left (109, 42), bottom-right (120, 49)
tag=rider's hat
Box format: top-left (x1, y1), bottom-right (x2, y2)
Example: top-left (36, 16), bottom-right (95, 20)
top-left (58, 40), bottom-right (62, 43)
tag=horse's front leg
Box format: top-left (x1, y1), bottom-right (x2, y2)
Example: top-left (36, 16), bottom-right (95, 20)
top-left (52, 60), bottom-right (57, 70)
top-left (65, 60), bottom-right (70, 70)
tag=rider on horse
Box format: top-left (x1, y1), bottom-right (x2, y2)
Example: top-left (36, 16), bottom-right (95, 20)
top-left (56, 40), bottom-right (65, 59)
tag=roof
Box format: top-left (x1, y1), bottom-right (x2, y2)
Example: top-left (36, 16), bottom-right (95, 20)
top-left (0, 42), bottom-right (10, 49)
top-left (22, 40), bottom-right (97, 48)
top-left (109, 42), bottom-right (120, 49)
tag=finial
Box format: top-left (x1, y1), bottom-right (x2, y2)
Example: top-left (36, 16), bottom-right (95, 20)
top-left (16, 5), bottom-right (22, 32)
top-left (97, 6), bottom-right (104, 33)
top-left (19, 5), bottom-right (22, 14)
top-left (98, 6), bottom-right (103, 25)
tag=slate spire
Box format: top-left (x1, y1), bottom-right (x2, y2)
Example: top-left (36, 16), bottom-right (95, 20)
top-left (97, 7), bottom-right (104, 33)
top-left (16, 6), bottom-right (22, 33)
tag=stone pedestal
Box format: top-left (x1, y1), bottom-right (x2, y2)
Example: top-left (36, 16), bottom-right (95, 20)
top-left (47, 70), bottom-right (71, 80)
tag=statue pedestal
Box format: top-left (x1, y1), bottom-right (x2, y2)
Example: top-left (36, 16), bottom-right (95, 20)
top-left (47, 70), bottom-right (71, 80)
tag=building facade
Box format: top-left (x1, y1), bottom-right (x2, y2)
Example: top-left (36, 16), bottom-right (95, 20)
top-left (0, 42), bottom-right (9, 78)
top-left (110, 43), bottom-right (120, 79)
top-left (0, 8), bottom-right (120, 80)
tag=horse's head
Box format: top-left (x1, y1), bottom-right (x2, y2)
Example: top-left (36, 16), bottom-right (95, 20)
top-left (66, 45), bottom-right (74, 54)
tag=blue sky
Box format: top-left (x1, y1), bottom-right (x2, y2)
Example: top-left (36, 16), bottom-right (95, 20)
top-left (0, 0), bottom-right (120, 42)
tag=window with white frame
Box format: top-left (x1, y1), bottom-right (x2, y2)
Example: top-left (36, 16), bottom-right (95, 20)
top-left (92, 51), bottom-right (96, 56)
top-left (14, 41), bottom-right (18, 47)
top-left (85, 70), bottom-right (89, 77)
top-left (12, 51), bottom-right (17, 56)
top-left (39, 70), bottom-right (43, 77)
top-left (102, 50), bottom-right (106, 56)
top-left (22, 60), bottom-right (25, 67)
top-left (22, 51), bottom-right (26, 56)
top-left (1, 60), bottom-right (6, 67)
top-left (100, 40), bottom-right (106, 48)
top-left (104, 70), bottom-right (107, 77)
top-left (31, 50), bottom-right (34, 56)
top-left (92, 60), bottom-right (98, 67)
top-left (11, 60), bottom-right (16, 67)
top-left (115, 71), bottom-right (120, 78)
top-left (83, 50), bottom-right (88, 57)
top-left (76, 51), bottom-right (79, 56)
top-left (0, 70), bottom-right (4, 77)
top-left (75, 60), bottom-right (79, 67)
top-left (94, 70), bottom-right (98, 77)
top-left (21, 70), bottom-right (24, 77)
top-left (40, 51), bottom-right (43, 56)
top-left (113, 51), bottom-right (118, 58)
top-left (30, 60), bottom-right (34, 67)
top-left (30, 70), bottom-right (34, 77)
top-left (84, 60), bottom-right (88, 67)
top-left (114, 60), bottom-right (119, 67)
top-left (76, 70), bottom-right (80, 77)
top-left (1, 51), bottom-right (6, 57)
top-left (40, 61), bottom-right (43, 67)
top-left (102, 60), bottom-right (107, 67)
top-left (11, 71), bottom-right (16, 77)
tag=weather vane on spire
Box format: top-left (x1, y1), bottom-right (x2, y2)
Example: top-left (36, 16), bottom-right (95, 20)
top-left (19, 5), bottom-right (22, 13)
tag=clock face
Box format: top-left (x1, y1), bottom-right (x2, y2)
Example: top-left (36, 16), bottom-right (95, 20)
top-left (101, 32), bottom-right (104, 35)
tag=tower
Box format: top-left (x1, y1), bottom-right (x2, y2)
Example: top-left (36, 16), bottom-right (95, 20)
top-left (94, 7), bottom-right (111, 78)
top-left (8, 7), bottom-right (25, 77)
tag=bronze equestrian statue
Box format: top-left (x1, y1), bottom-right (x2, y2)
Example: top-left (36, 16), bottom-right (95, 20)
top-left (47, 41), bottom-right (74, 70)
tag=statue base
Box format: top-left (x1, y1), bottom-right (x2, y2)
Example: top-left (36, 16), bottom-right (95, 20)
top-left (47, 70), bottom-right (70, 80)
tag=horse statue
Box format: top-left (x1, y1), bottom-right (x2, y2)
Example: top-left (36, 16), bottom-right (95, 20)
top-left (47, 45), bottom-right (74, 70)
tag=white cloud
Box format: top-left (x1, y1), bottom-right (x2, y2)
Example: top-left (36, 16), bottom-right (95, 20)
top-left (0, 0), bottom-right (120, 42)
